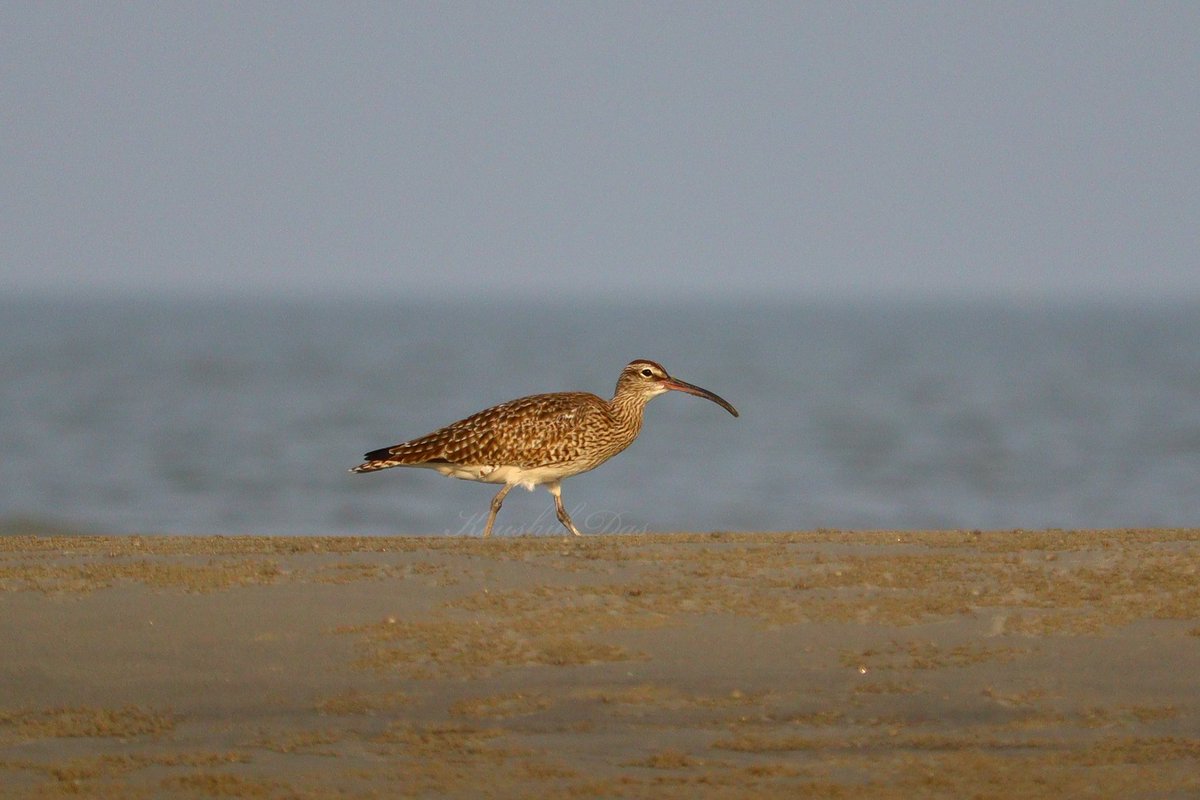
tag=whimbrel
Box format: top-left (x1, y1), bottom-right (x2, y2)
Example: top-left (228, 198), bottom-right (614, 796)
top-left (350, 359), bottom-right (738, 537)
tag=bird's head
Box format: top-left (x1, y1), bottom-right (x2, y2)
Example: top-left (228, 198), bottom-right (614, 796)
top-left (616, 359), bottom-right (739, 417)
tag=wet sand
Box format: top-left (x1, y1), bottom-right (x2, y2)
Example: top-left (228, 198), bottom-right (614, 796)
top-left (1, 529), bottom-right (1198, 798)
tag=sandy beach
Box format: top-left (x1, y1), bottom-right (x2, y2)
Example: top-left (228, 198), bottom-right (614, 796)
top-left (1, 529), bottom-right (1198, 798)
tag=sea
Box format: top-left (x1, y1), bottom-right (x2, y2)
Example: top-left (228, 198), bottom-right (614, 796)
top-left (2, 297), bottom-right (1198, 537)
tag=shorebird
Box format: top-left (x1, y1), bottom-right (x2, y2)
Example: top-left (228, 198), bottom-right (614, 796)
top-left (350, 359), bottom-right (738, 537)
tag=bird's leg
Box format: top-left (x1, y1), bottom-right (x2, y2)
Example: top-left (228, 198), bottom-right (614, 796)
top-left (547, 482), bottom-right (583, 537)
top-left (483, 484), bottom-right (512, 538)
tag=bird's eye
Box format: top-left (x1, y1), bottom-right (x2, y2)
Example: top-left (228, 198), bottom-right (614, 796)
top-left (640, 368), bottom-right (653, 377)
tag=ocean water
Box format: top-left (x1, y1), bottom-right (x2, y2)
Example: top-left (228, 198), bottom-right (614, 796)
top-left (2, 297), bottom-right (1198, 536)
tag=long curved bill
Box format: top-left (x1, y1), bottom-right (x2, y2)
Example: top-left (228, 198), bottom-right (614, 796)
top-left (662, 378), bottom-right (739, 417)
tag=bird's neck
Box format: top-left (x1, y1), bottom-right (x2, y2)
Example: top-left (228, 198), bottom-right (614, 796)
top-left (607, 390), bottom-right (650, 434)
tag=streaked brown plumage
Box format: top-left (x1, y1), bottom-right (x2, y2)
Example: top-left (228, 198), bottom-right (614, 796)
top-left (350, 359), bottom-right (738, 536)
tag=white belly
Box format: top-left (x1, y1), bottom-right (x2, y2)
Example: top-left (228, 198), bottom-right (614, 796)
top-left (429, 463), bottom-right (578, 490)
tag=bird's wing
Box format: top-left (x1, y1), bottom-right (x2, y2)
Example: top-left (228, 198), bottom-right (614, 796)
top-left (439, 391), bottom-right (608, 468)
top-left (484, 391), bottom-right (609, 465)
top-left (360, 391), bottom-right (609, 469)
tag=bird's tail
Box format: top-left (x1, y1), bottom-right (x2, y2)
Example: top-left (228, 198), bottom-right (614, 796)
top-left (349, 443), bottom-right (448, 473)
top-left (348, 459), bottom-right (393, 474)
top-left (349, 445), bottom-right (405, 473)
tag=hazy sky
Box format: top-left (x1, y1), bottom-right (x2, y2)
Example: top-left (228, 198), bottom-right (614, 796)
top-left (2, 3), bottom-right (1197, 302)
